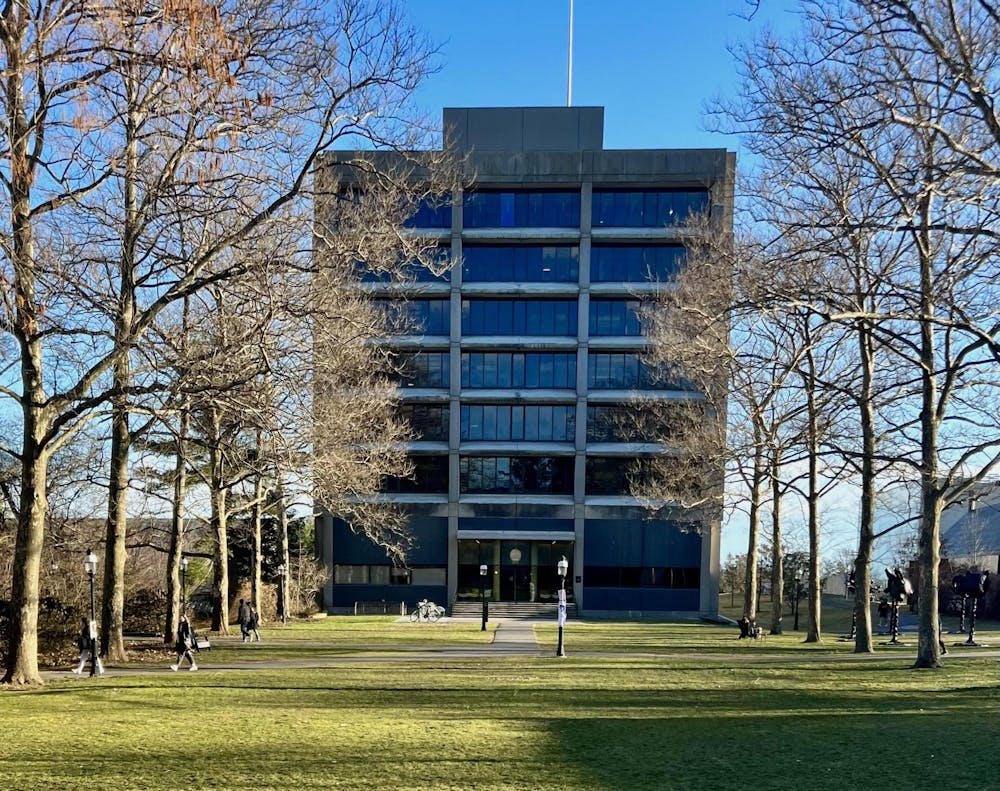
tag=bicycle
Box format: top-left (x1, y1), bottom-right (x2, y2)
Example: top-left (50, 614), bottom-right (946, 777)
top-left (409, 599), bottom-right (445, 622)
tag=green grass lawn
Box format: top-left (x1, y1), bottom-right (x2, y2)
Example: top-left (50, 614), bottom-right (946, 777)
top-left (5, 615), bottom-right (998, 791)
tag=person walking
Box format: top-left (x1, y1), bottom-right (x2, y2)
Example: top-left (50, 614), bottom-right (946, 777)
top-left (247, 604), bottom-right (261, 642)
top-left (170, 615), bottom-right (198, 671)
top-left (237, 598), bottom-right (251, 643)
top-left (71, 617), bottom-right (104, 675)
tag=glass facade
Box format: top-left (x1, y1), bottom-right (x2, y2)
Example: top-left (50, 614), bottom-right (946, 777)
top-left (378, 299), bottom-right (450, 335)
top-left (404, 195), bottom-right (452, 228)
top-left (358, 247), bottom-right (451, 283)
top-left (587, 404), bottom-right (685, 442)
top-left (591, 245), bottom-right (685, 282)
top-left (462, 245), bottom-right (579, 282)
top-left (388, 352), bottom-right (450, 388)
top-left (461, 404), bottom-right (575, 441)
top-left (592, 189), bottom-right (710, 227)
top-left (585, 456), bottom-right (650, 495)
top-left (381, 455), bottom-right (449, 494)
top-left (587, 353), bottom-right (671, 390)
top-left (461, 352), bottom-right (576, 389)
top-left (463, 190), bottom-right (581, 228)
top-left (398, 404), bottom-right (449, 441)
top-left (462, 299), bottom-right (577, 335)
top-left (589, 300), bottom-right (644, 336)
top-left (460, 456), bottom-right (574, 494)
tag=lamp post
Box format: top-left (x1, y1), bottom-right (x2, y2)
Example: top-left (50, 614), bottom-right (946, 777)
top-left (556, 555), bottom-right (568, 657)
top-left (277, 563), bottom-right (286, 624)
top-left (479, 564), bottom-right (488, 631)
top-left (83, 548), bottom-right (99, 678)
top-left (180, 556), bottom-right (189, 614)
top-left (793, 568), bottom-right (802, 632)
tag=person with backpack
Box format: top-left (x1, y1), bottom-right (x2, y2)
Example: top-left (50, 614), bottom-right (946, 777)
top-left (170, 614), bottom-right (198, 671)
top-left (247, 604), bottom-right (262, 642)
top-left (237, 598), bottom-right (251, 643)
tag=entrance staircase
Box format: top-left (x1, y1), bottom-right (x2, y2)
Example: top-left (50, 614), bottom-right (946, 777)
top-left (451, 601), bottom-right (578, 620)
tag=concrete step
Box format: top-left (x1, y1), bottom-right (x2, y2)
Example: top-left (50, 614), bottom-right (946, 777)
top-left (451, 601), bottom-right (578, 620)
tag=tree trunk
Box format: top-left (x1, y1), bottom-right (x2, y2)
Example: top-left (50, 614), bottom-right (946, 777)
top-left (915, 194), bottom-right (942, 669)
top-left (854, 318), bottom-right (878, 654)
top-left (803, 324), bottom-right (821, 643)
top-left (209, 408), bottom-right (230, 634)
top-left (251, 471), bottom-right (264, 617)
top-left (2, 9), bottom-right (48, 685)
top-left (277, 476), bottom-right (290, 619)
top-left (163, 409), bottom-right (189, 645)
top-left (768, 450), bottom-right (784, 635)
top-left (743, 450), bottom-right (765, 621)
top-left (100, 400), bottom-right (130, 662)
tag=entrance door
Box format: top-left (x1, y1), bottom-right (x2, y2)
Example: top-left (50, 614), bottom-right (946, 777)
top-left (500, 541), bottom-right (531, 602)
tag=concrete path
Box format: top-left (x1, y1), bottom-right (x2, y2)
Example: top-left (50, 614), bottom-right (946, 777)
top-left (489, 618), bottom-right (544, 654)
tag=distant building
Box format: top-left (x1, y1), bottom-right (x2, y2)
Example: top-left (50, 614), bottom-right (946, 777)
top-left (315, 106), bottom-right (735, 618)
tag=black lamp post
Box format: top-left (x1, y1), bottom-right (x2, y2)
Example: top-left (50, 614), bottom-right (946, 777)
top-left (180, 556), bottom-right (189, 614)
top-left (556, 555), bottom-right (568, 657)
top-left (277, 563), bottom-right (287, 624)
top-left (793, 568), bottom-right (802, 631)
top-left (84, 548), bottom-right (99, 678)
top-left (479, 563), bottom-right (488, 631)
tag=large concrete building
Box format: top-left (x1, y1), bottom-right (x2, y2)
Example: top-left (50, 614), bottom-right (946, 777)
top-left (316, 106), bottom-right (734, 618)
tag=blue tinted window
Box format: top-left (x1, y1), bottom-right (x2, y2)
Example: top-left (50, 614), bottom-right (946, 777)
top-left (460, 405), bottom-right (575, 441)
top-left (460, 456), bottom-right (574, 494)
top-left (404, 196), bottom-right (452, 228)
top-left (592, 190), bottom-right (710, 228)
top-left (382, 455), bottom-right (449, 493)
top-left (588, 300), bottom-right (643, 336)
top-left (462, 300), bottom-right (577, 335)
top-left (358, 247), bottom-right (451, 283)
top-left (585, 456), bottom-right (651, 495)
top-left (587, 353), bottom-right (677, 390)
top-left (398, 404), bottom-right (450, 441)
top-left (389, 352), bottom-right (450, 388)
top-left (591, 245), bottom-right (685, 282)
top-left (463, 191), bottom-right (581, 228)
top-left (379, 300), bottom-right (450, 335)
top-left (462, 353), bottom-right (576, 388)
top-left (462, 245), bottom-right (579, 282)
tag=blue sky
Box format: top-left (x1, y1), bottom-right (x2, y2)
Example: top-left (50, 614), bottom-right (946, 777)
top-left (407, 0), bottom-right (800, 152)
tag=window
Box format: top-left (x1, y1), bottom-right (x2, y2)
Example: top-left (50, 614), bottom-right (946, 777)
top-left (397, 404), bottom-right (449, 441)
top-left (591, 245), bottom-right (685, 282)
top-left (462, 245), bottom-right (579, 282)
top-left (462, 300), bottom-right (577, 335)
top-left (388, 352), bottom-right (450, 388)
top-left (588, 300), bottom-right (644, 336)
top-left (333, 565), bottom-right (369, 584)
top-left (378, 300), bottom-right (450, 335)
top-left (587, 353), bottom-right (681, 390)
top-left (583, 566), bottom-right (700, 588)
top-left (460, 456), bottom-right (574, 494)
top-left (461, 405), bottom-right (575, 441)
top-left (585, 456), bottom-right (651, 495)
top-left (381, 455), bottom-right (449, 494)
top-left (357, 247), bottom-right (451, 283)
top-left (586, 404), bottom-right (684, 442)
top-left (404, 195), bottom-right (452, 228)
top-left (592, 189), bottom-right (710, 227)
top-left (463, 190), bottom-right (581, 228)
top-left (462, 352), bottom-right (576, 389)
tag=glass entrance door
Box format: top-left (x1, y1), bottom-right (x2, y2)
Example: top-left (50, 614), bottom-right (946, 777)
top-left (457, 539), bottom-right (574, 602)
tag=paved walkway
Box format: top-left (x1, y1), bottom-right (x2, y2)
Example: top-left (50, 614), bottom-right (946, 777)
top-left (35, 618), bottom-right (999, 682)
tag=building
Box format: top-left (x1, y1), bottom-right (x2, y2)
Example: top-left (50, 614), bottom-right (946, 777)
top-left (315, 106), bottom-right (734, 618)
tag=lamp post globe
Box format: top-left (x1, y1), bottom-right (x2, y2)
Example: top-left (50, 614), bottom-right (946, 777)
top-left (556, 556), bottom-right (568, 657)
top-left (84, 549), bottom-right (99, 677)
top-left (479, 564), bottom-right (488, 631)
